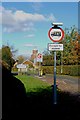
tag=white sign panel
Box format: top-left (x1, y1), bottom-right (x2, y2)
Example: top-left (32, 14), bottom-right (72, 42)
top-left (48, 43), bottom-right (63, 51)
top-left (37, 53), bottom-right (43, 62)
top-left (16, 64), bottom-right (26, 68)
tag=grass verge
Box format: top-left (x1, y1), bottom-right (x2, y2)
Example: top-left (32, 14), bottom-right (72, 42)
top-left (15, 75), bottom-right (51, 93)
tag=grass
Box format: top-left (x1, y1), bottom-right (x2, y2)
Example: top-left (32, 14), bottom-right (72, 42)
top-left (15, 75), bottom-right (50, 93)
top-left (14, 74), bottom-right (80, 119)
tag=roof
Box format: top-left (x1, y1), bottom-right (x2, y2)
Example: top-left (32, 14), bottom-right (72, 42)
top-left (22, 59), bottom-right (33, 66)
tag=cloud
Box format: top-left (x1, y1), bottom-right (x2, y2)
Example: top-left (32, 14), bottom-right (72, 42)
top-left (24, 43), bottom-right (37, 47)
top-left (24, 34), bottom-right (35, 38)
top-left (32, 2), bottom-right (42, 12)
top-left (48, 14), bottom-right (56, 21)
top-left (1, 6), bottom-right (56, 33)
top-left (24, 43), bottom-right (39, 52)
top-left (24, 43), bottom-right (34, 47)
top-left (14, 10), bottom-right (46, 22)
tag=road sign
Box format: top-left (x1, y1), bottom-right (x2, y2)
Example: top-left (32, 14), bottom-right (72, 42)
top-left (37, 53), bottom-right (43, 62)
top-left (48, 43), bottom-right (63, 51)
top-left (48, 27), bottom-right (64, 42)
top-left (48, 23), bottom-right (64, 104)
top-left (16, 64), bottom-right (26, 68)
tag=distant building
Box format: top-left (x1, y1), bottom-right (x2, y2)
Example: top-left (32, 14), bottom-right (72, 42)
top-left (23, 59), bottom-right (34, 67)
top-left (16, 59), bottom-right (34, 75)
top-left (16, 63), bottom-right (27, 75)
top-left (30, 49), bottom-right (38, 61)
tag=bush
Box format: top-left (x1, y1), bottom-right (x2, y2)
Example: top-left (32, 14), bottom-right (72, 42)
top-left (42, 65), bottom-right (80, 76)
top-left (42, 66), bottom-right (53, 74)
top-left (62, 65), bottom-right (79, 76)
top-left (12, 67), bottom-right (18, 72)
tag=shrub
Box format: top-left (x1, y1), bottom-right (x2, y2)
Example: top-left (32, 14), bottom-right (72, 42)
top-left (42, 65), bottom-right (80, 76)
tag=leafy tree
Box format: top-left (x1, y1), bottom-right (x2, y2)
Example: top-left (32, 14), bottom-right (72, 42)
top-left (2, 45), bottom-right (16, 71)
top-left (17, 55), bottom-right (26, 64)
top-left (0, 48), bottom-right (2, 59)
top-left (43, 50), bottom-right (54, 66)
top-left (61, 26), bottom-right (79, 65)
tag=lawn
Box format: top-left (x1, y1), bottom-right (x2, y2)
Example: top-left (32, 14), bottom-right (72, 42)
top-left (15, 75), bottom-right (51, 93)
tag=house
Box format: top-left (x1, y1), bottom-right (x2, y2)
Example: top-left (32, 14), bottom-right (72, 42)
top-left (16, 64), bottom-right (27, 75)
top-left (16, 59), bottom-right (34, 75)
top-left (22, 59), bottom-right (34, 67)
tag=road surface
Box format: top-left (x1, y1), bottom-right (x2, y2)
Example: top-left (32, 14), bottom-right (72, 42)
top-left (36, 74), bottom-right (80, 94)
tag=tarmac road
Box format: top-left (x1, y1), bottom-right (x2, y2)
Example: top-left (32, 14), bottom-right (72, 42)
top-left (37, 74), bottom-right (80, 94)
top-left (57, 75), bottom-right (79, 84)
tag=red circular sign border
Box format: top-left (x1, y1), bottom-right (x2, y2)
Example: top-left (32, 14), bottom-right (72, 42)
top-left (37, 53), bottom-right (42, 58)
top-left (48, 27), bottom-right (64, 42)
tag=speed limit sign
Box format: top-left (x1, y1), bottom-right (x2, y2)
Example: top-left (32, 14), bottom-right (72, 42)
top-left (48, 27), bottom-right (64, 42)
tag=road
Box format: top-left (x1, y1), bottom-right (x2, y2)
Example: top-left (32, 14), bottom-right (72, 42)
top-left (37, 74), bottom-right (80, 94)
top-left (12, 71), bottom-right (80, 94)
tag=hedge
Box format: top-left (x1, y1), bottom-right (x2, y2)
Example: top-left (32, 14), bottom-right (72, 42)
top-left (42, 65), bottom-right (80, 76)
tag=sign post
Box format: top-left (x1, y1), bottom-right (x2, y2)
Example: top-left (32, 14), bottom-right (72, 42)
top-left (54, 51), bottom-right (57, 104)
top-left (37, 53), bottom-right (43, 77)
top-left (48, 23), bottom-right (64, 104)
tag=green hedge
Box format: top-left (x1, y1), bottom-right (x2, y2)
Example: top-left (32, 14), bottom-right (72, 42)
top-left (62, 65), bottom-right (79, 76)
top-left (42, 65), bottom-right (80, 76)
top-left (12, 67), bottom-right (18, 72)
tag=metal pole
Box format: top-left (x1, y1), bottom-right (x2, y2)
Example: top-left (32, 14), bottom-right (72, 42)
top-left (39, 62), bottom-right (40, 76)
top-left (54, 51), bottom-right (57, 104)
top-left (61, 51), bottom-right (63, 74)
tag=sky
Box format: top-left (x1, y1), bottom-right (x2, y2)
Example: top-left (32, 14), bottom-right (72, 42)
top-left (0, 2), bottom-right (78, 58)
top-left (1, 0), bottom-right (79, 2)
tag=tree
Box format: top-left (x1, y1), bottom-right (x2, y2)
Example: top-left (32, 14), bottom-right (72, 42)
top-left (43, 49), bottom-right (54, 66)
top-left (2, 45), bottom-right (16, 71)
top-left (61, 26), bottom-right (79, 65)
top-left (0, 48), bottom-right (2, 59)
top-left (17, 55), bottom-right (26, 64)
